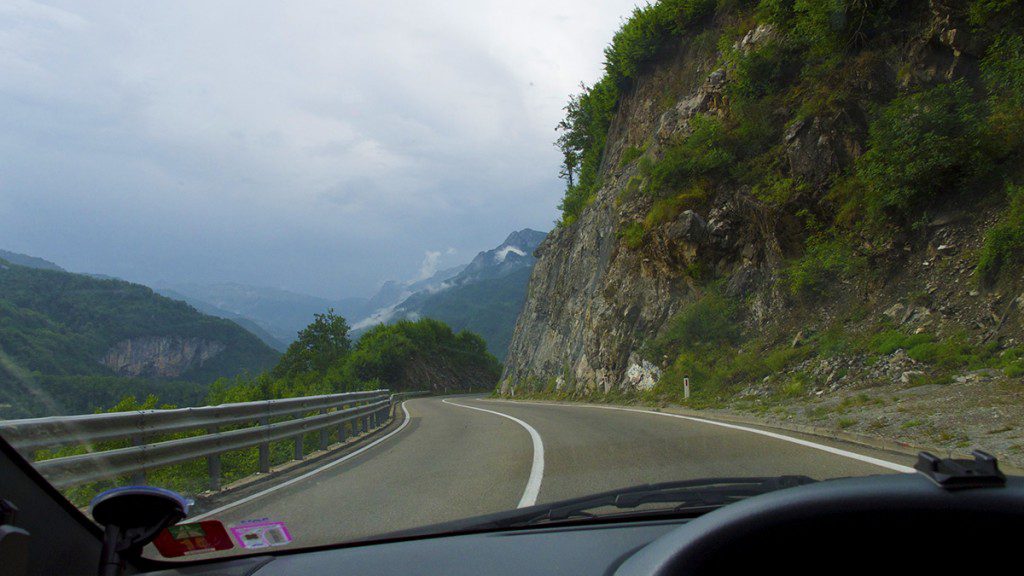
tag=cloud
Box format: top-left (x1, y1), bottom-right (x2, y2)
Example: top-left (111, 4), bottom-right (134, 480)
top-left (494, 245), bottom-right (527, 263)
top-left (416, 250), bottom-right (443, 281)
top-left (0, 0), bottom-right (638, 298)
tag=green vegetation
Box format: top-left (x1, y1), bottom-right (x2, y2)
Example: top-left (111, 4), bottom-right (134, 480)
top-left (619, 144), bottom-right (647, 167)
top-left (41, 315), bottom-right (501, 506)
top-left (641, 114), bottom-right (735, 196)
top-left (620, 222), bottom-right (646, 249)
top-left (604, 0), bottom-right (717, 86)
top-left (207, 316), bottom-right (499, 404)
top-left (556, 77), bottom-right (619, 225)
top-left (854, 81), bottom-right (988, 225)
top-left (977, 184), bottom-right (1024, 283)
top-left (644, 187), bottom-right (709, 228)
top-left (555, 0), bottom-right (740, 225)
top-left (407, 267), bottom-right (533, 362)
top-left (272, 310), bottom-right (352, 379)
top-left (784, 235), bottom-right (866, 299)
top-left (0, 262), bottom-right (279, 418)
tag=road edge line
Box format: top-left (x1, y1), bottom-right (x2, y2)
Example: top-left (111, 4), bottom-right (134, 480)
top-left (441, 399), bottom-right (545, 508)
top-left (486, 399), bottom-right (914, 474)
top-left (192, 401), bottom-right (415, 520)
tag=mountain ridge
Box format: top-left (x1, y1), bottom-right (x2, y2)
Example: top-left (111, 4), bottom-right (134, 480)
top-left (351, 228), bottom-right (547, 359)
top-left (0, 259), bottom-right (280, 417)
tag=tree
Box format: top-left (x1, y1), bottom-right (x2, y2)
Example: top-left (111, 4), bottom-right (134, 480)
top-left (272, 309), bottom-right (351, 378)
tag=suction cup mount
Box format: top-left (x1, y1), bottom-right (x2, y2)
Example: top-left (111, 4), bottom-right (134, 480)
top-left (90, 486), bottom-right (191, 576)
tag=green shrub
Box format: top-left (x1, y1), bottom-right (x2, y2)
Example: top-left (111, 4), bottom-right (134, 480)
top-left (977, 184), bottom-right (1024, 283)
top-left (981, 34), bottom-right (1024, 158)
top-left (785, 235), bottom-right (866, 298)
top-left (619, 144), bottom-right (647, 167)
top-left (870, 330), bottom-right (935, 355)
top-left (620, 222), bottom-right (646, 249)
top-left (764, 345), bottom-right (811, 372)
top-left (983, 34), bottom-right (1024, 109)
top-left (779, 373), bottom-right (808, 397)
top-left (998, 347), bottom-right (1024, 377)
top-left (644, 186), bottom-right (709, 228)
top-left (642, 114), bottom-right (734, 196)
top-left (968, 0), bottom-right (1024, 35)
top-left (752, 174), bottom-right (808, 204)
top-left (646, 292), bottom-right (740, 365)
top-left (902, 333), bottom-right (991, 369)
top-left (791, 0), bottom-right (901, 59)
top-left (855, 81), bottom-right (987, 223)
top-left (726, 39), bottom-right (800, 104)
top-left (757, 0), bottom-right (796, 26)
top-left (856, 80), bottom-right (991, 222)
top-left (604, 0), bottom-right (716, 86)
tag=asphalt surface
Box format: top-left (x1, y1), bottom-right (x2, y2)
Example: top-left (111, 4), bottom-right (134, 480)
top-left (200, 396), bottom-right (916, 552)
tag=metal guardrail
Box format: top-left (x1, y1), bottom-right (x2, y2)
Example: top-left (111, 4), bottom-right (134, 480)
top-left (0, 389), bottom-right (418, 490)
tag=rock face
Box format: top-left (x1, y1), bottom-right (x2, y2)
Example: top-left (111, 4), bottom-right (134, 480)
top-left (101, 336), bottom-right (226, 378)
top-left (503, 32), bottom-right (736, 393)
top-left (502, 2), bottom-right (995, 394)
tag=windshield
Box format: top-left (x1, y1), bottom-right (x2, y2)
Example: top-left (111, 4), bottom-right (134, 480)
top-left (2, 0), bottom-right (1023, 562)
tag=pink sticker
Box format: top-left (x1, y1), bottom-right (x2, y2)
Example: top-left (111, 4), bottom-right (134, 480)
top-left (230, 520), bottom-right (293, 549)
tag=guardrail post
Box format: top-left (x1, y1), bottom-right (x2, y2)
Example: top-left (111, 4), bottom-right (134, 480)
top-left (207, 426), bottom-right (221, 491)
top-left (259, 416), bottom-right (270, 473)
top-left (130, 433), bottom-right (146, 485)
top-left (293, 434), bottom-right (303, 461)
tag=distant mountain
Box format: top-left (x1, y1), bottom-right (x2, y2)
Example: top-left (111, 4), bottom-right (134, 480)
top-left (162, 283), bottom-right (370, 345)
top-left (0, 259), bottom-right (280, 418)
top-left (456, 229), bottom-right (547, 283)
top-left (156, 288), bottom-right (288, 352)
top-left (353, 264), bottom-right (467, 330)
top-left (0, 249), bottom-right (64, 272)
top-left (352, 229), bottom-right (547, 359)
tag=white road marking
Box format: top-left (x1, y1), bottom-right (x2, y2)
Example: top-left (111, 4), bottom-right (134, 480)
top-left (442, 398), bottom-right (545, 508)
top-left (192, 402), bottom-right (415, 521)
top-left (485, 399), bottom-right (915, 474)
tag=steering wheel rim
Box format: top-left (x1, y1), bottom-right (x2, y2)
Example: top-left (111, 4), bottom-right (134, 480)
top-left (613, 473), bottom-right (1024, 575)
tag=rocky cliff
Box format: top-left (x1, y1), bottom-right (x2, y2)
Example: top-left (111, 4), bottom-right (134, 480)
top-left (503, 0), bottom-right (1024, 410)
top-left (101, 336), bottom-right (227, 378)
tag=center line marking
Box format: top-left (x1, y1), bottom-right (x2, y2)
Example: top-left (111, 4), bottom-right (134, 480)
top-left (442, 398), bottom-right (545, 508)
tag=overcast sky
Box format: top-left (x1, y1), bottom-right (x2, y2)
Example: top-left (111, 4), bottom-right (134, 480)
top-left (0, 0), bottom-right (639, 298)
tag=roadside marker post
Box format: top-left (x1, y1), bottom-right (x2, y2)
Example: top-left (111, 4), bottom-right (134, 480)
top-left (684, 377), bottom-right (690, 400)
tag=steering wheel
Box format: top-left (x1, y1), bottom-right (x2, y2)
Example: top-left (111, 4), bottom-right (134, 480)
top-left (613, 473), bottom-right (1024, 574)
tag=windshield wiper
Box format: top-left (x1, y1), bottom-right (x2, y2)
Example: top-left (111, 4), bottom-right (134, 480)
top-left (498, 476), bottom-right (817, 527)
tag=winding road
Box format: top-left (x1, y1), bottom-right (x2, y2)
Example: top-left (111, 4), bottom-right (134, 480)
top-left (195, 396), bottom-right (916, 551)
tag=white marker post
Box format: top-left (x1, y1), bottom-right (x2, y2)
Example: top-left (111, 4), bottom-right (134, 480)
top-left (683, 377), bottom-right (691, 400)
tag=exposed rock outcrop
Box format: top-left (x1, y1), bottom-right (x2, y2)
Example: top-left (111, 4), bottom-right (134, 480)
top-left (101, 336), bottom-right (226, 378)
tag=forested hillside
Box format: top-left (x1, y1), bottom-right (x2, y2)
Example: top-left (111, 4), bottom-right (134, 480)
top-left (0, 260), bottom-right (279, 417)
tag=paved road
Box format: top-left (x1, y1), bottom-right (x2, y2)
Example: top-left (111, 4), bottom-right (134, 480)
top-left (203, 396), bottom-right (916, 551)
